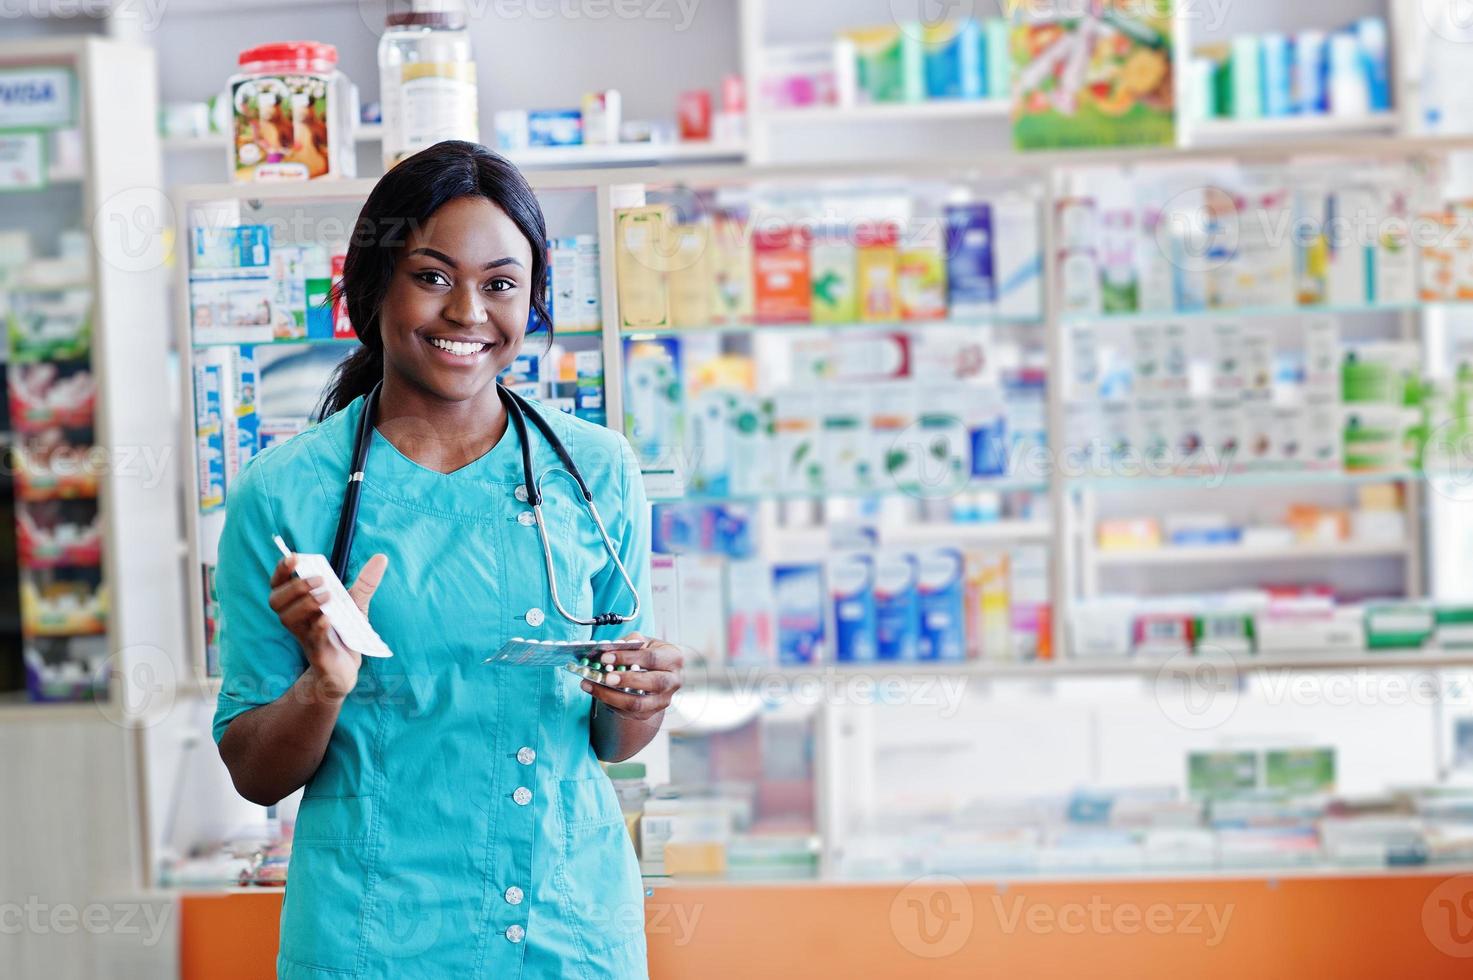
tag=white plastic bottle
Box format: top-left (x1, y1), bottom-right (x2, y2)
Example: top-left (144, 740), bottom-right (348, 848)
top-left (378, 0), bottom-right (479, 169)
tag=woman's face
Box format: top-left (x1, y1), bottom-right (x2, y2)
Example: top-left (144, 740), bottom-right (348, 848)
top-left (378, 195), bottom-right (536, 405)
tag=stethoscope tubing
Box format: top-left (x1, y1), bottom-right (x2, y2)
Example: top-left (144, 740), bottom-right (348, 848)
top-left (330, 380), bottom-right (639, 629)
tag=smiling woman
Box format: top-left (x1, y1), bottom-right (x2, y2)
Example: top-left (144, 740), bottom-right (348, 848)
top-left (210, 141), bottom-right (683, 980)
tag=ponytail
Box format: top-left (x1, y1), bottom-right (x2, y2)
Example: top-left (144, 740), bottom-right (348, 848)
top-left (316, 340), bottom-right (383, 422)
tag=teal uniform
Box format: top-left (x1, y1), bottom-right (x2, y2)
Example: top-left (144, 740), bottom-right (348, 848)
top-left (212, 394), bottom-right (655, 979)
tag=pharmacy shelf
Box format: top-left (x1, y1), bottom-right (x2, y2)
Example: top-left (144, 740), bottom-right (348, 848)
top-left (167, 129), bottom-right (1473, 208)
top-left (163, 124), bottom-right (384, 152)
top-left (620, 314), bottom-right (1041, 338)
top-left (764, 520), bottom-right (1052, 561)
top-left (1061, 298), bottom-right (1461, 325)
top-left (1069, 470), bottom-right (1416, 492)
top-left (1092, 539), bottom-right (1410, 567)
top-left (758, 99), bottom-right (1009, 124)
top-left (503, 140), bottom-right (747, 169)
top-left (191, 336), bottom-right (359, 349)
top-left (0, 691), bottom-right (107, 722)
top-left (644, 861), bottom-right (1473, 889)
top-left (1181, 111), bottom-right (1401, 147)
top-left (686, 648), bottom-right (1473, 684)
top-left (169, 859), bottom-right (1473, 894)
top-left (653, 478), bottom-right (1050, 505)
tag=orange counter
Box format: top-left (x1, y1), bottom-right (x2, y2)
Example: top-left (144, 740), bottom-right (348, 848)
top-left (182, 871), bottom-right (1473, 979)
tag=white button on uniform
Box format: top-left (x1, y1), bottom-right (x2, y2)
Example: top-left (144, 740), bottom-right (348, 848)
top-left (505, 886), bottom-right (524, 906)
top-left (505, 924), bottom-right (525, 944)
top-left (516, 746), bottom-right (536, 765)
top-left (517, 511), bottom-right (535, 526)
top-left (514, 485), bottom-right (529, 502)
top-left (525, 608), bottom-right (544, 627)
top-left (513, 786), bottom-right (532, 806)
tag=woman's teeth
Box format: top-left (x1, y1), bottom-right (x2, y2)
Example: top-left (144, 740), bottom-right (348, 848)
top-left (429, 338), bottom-right (487, 356)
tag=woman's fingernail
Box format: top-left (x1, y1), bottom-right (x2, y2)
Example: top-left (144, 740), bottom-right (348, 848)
top-left (580, 681), bottom-right (592, 693)
top-left (600, 653), bottom-right (617, 665)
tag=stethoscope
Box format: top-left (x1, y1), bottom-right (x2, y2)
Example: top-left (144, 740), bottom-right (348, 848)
top-left (328, 380), bottom-right (641, 628)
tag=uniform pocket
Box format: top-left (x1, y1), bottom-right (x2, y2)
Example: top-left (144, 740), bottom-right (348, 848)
top-left (504, 505), bottom-right (597, 641)
top-left (554, 777), bottom-right (645, 955)
top-left (280, 795), bottom-right (375, 975)
top-left (294, 795), bottom-right (372, 846)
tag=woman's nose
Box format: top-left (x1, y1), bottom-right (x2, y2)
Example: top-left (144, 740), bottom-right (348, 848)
top-left (443, 285), bottom-right (490, 326)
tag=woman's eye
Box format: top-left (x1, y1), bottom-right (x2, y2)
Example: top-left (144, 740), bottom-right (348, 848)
top-left (415, 270), bottom-right (450, 287)
top-left (486, 278), bottom-right (516, 293)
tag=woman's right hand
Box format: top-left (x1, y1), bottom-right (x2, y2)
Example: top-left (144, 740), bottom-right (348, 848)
top-left (268, 553), bottom-right (389, 701)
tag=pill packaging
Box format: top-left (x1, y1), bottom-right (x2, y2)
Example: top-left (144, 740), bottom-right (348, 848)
top-left (484, 637), bottom-right (649, 696)
top-left (565, 656), bottom-right (648, 696)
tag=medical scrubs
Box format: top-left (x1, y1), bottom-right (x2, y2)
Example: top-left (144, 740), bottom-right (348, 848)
top-left (211, 393), bottom-right (656, 979)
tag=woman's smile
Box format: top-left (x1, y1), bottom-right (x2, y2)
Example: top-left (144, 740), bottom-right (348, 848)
top-left (423, 333), bottom-right (497, 363)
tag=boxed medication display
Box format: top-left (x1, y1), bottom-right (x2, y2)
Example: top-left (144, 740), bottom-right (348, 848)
top-left (753, 226), bottom-right (813, 323)
top-left (945, 201), bottom-right (994, 316)
top-left (623, 337), bottom-right (683, 471)
top-left (667, 222), bottom-right (715, 328)
top-left (809, 231), bottom-right (858, 323)
top-left (856, 223), bottom-right (901, 321)
top-left (992, 197), bottom-right (1043, 319)
top-left (897, 221), bottom-right (948, 320)
top-left (873, 551), bottom-right (920, 661)
top-left (712, 213), bottom-right (754, 322)
top-left (774, 388), bottom-right (824, 494)
top-left (916, 548), bottom-right (966, 661)
top-left (615, 206), bottom-right (672, 329)
top-left (773, 563), bottom-right (826, 665)
top-left (830, 552), bottom-right (878, 662)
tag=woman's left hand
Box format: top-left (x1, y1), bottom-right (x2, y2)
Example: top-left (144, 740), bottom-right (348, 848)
top-left (580, 632), bottom-right (683, 722)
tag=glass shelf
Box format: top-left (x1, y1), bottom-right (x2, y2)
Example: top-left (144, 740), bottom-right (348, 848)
top-left (621, 315), bottom-right (1042, 338)
top-left (1060, 299), bottom-right (1471, 325)
top-left (650, 476), bottom-right (1050, 504)
top-left (191, 336), bottom-right (360, 349)
top-left (1066, 468), bottom-right (1418, 491)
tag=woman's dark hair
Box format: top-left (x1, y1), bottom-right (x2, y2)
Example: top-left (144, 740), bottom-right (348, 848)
top-left (316, 140), bottom-right (551, 418)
